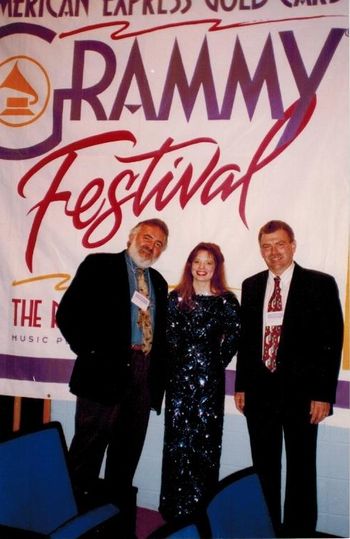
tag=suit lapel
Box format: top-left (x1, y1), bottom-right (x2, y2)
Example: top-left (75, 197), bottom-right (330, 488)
top-left (245, 271), bottom-right (268, 355)
top-left (110, 252), bottom-right (132, 332)
top-left (282, 263), bottom-right (303, 324)
top-left (256, 270), bottom-right (269, 325)
top-left (277, 263), bottom-right (305, 356)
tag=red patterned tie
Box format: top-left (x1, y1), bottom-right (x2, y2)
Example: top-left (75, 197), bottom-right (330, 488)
top-left (263, 276), bottom-right (282, 372)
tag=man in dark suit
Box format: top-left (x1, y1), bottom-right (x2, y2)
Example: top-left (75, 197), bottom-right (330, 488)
top-left (235, 220), bottom-right (343, 538)
top-left (56, 218), bottom-right (169, 535)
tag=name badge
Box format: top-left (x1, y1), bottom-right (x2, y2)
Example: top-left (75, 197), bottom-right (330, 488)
top-left (132, 290), bottom-right (150, 311)
top-left (266, 310), bottom-right (284, 326)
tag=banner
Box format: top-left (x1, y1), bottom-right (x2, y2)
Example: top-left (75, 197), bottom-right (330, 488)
top-left (0, 0), bottom-right (348, 411)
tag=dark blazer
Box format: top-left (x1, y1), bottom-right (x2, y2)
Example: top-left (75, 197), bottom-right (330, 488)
top-left (235, 263), bottom-right (343, 405)
top-left (56, 251), bottom-right (168, 412)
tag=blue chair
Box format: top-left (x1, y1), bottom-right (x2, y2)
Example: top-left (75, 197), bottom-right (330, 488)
top-left (148, 518), bottom-right (202, 538)
top-left (205, 466), bottom-right (276, 538)
top-left (164, 523), bottom-right (201, 538)
top-left (0, 421), bottom-right (119, 538)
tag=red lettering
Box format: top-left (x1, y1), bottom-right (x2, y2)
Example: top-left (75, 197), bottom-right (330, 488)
top-left (18, 99), bottom-right (315, 272)
top-left (12, 298), bottom-right (42, 327)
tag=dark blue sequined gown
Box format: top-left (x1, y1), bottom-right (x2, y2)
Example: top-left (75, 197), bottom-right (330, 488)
top-left (159, 290), bottom-right (241, 520)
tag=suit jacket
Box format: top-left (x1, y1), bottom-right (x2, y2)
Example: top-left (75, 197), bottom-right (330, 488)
top-left (56, 251), bottom-right (168, 412)
top-left (235, 263), bottom-right (343, 405)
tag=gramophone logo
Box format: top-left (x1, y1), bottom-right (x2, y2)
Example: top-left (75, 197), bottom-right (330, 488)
top-left (0, 56), bottom-right (50, 127)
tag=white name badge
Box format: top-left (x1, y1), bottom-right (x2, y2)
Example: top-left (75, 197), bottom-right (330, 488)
top-left (266, 310), bottom-right (284, 326)
top-left (132, 290), bottom-right (150, 311)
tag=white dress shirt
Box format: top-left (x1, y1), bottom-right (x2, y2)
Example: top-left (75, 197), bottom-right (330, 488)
top-left (262, 262), bottom-right (295, 356)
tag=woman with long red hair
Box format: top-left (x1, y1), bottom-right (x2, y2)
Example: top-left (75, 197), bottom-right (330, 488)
top-left (159, 242), bottom-right (241, 521)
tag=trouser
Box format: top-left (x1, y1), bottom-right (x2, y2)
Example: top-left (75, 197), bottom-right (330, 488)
top-left (69, 350), bottom-right (151, 501)
top-left (245, 391), bottom-right (318, 538)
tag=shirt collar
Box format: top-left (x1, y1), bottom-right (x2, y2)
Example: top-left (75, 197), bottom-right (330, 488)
top-left (125, 250), bottom-right (150, 274)
top-left (125, 250), bottom-right (136, 269)
top-left (268, 261), bottom-right (295, 285)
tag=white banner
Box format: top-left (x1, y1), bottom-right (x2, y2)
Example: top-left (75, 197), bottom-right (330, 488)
top-left (0, 0), bottom-right (348, 406)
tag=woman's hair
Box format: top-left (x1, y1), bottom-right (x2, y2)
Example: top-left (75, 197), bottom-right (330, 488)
top-left (174, 242), bottom-right (229, 309)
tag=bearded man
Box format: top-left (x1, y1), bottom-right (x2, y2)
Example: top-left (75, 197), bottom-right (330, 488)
top-left (56, 218), bottom-right (169, 536)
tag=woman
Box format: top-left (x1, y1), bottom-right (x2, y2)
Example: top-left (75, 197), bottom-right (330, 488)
top-left (159, 242), bottom-right (241, 521)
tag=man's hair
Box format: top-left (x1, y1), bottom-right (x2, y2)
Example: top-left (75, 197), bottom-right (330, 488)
top-left (129, 218), bottom-right (169, 247)
top-left (258, 220), bottom-right (295, 243)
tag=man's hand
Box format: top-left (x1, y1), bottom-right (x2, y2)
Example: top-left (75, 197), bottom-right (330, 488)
top-left (310, 400), bottom-right (330, 424)
top-left (234, 392), bottom-right (245, 414)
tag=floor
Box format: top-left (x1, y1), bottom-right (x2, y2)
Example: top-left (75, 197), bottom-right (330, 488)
top-left (135, 507), bottom-right (341, 539)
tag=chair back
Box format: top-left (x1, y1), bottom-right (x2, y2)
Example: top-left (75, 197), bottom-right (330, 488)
top-left (0, 422), bottom-right (78, 535)
top-left (148, 520), bottom-right (202, 539)
top-left (167, 523), bottom-right (201, 538)
top-left (206, 467), bottom-right (276, 538)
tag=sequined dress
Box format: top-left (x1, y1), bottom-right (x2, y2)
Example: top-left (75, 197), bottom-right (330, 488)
top-left (159, 291), bottom-right (241, 520)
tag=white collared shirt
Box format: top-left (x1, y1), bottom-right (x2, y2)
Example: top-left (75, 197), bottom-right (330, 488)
top-left (262, 262), bottom-right (295, 342)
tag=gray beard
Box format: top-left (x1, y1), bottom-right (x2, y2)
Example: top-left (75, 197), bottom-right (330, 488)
top-left (128, 243), bottom-right (156, 268)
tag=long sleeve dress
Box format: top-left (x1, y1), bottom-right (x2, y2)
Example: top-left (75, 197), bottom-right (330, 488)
top-left (159, 290), bottom-right (241, 521)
